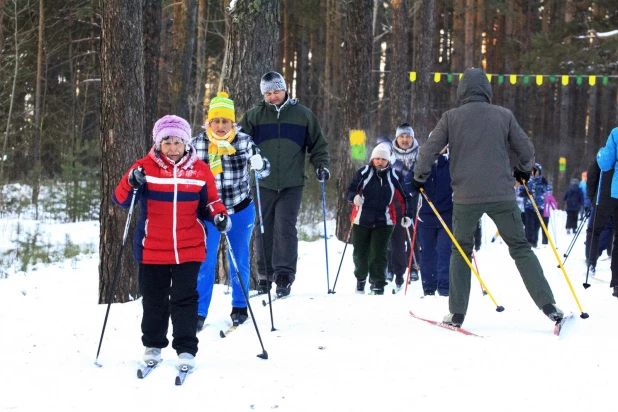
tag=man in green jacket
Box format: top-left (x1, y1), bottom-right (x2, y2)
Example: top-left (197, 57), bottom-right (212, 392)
top-left (239, 71), bottom-right (330, 297)
top-left (411, 68), bottom-right (563, 328)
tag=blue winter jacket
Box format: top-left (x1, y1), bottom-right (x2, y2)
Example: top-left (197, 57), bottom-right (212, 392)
top-left (596, 127), bottom-right (618, 199)
top-left (412, 154), bottom-right (453, 226)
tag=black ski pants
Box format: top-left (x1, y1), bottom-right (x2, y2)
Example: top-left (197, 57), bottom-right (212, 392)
top-left (252, 185), bottom-right (303, 285)
top-left (353, 224), bottom-right (394, 289)
top-left (139, 262), bottom-right (200, 356)
top-left (608, 199), bottom-right (618, 288)
top-left (585, 204), bottom-right (611, 268)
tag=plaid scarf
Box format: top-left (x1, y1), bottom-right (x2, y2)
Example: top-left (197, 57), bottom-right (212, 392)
top-left (206, 128), bottom-right (236, 175)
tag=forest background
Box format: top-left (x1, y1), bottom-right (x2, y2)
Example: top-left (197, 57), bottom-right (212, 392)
top-left (0, 0), bottom-right (617, 302)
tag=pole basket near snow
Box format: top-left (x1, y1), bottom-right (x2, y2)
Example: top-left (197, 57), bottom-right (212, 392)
top-left (224, 233), bottom-right (268, 360)
top-left (94, 186), bottom-right (139, 367)
top-left (419, 189), bottom-right (504, 312)
top-left (522, 181), bottom-right (589, 319)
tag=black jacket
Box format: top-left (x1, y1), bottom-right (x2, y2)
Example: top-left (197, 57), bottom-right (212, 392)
top-left (586, 161), bottom-right (614, 209)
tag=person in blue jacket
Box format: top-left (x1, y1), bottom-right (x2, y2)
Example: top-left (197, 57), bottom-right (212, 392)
top-left (595, 126), bottom-right (618, 298)
top-left (413, 146), bottom-right (453, 296)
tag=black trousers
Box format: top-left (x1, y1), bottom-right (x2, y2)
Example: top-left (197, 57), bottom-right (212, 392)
top-left (252, 186), bottom-right (304, 284)
top-left (139, 262), bottom-right (200, 356)
top-left (585, 204), bottom-right (611, 268)
top-left (609, 199), bottom-right (618, 287)
top-left (524, 209), bottom-right (541, 246)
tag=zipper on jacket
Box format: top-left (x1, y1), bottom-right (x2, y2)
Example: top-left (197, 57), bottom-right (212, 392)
top-left (173, 164), bottom-right (180, 264)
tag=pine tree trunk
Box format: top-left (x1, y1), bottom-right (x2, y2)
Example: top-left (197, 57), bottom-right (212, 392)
top-left (31, 0), bottom-right (45, 219)
top-left (172, 0), bottom-right (198, 120)
top-left (412, 0), bottom-right (435, 143)
top-left (464, 0), bottom-right (474, 68)
top-left (222, 0), bottom-right (280, 116)
top-left (99, 0), bottom-right (145, 303)
top-left (143, 0), bottom-right (162, 150)
top-left (336, 0), bottom-right (373, 241)
top-left (389, 0), bottom-right (410, 129)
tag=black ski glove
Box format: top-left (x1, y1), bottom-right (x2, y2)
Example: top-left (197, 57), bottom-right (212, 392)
top-left (316, 166), bottom-right (330, 182)
top-left (410, 178), bottom-right (424, 193)
top-left (214, 213), bottom-right (232, 233)
top-left (128, 167), bottom-right (146, 188)
top-left (513, 168), bottom-right (531, 184)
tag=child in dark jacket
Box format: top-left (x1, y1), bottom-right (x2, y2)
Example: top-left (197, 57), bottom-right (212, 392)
top-left (564, 178), bottom-right (584, 234)
top-left (413, 146), bottom-right (453, 296)
top-left (347, 144), bottom-right (414, 295)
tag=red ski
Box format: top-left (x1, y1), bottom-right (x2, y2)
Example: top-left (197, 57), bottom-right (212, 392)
top-left (409, 311), bottom-right (482, 337)
top-left (554, 312), bottom-right (575, 337)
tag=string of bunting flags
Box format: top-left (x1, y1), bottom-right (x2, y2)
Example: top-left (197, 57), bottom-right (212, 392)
top-left (409, 71), bottom-right (618, 86)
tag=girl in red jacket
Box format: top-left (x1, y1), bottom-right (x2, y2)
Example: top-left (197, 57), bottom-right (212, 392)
top-left (113, 115), bottom-right (228, 372)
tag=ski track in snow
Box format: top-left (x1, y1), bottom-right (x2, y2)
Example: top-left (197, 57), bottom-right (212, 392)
top-left (0, 211), bottom-right (617, 411)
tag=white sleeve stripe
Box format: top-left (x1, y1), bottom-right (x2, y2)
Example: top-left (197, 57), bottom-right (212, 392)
top-left (145, 176), bottom-right (206, 187)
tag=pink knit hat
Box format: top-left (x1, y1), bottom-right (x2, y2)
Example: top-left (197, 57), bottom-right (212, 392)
top-left (152, 115), bottom-right (192, 147)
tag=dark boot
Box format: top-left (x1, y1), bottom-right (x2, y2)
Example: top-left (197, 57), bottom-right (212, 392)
top-left (369, 287), bottom-right (384, 295)
top-left (257, 279), bottom-right (271, 295)
top-left (275, 274), bottom-right (292, 297)
top-left (443, 313), bottom-right (465, 327)
top-left (356, 279), bottom-right (367, 294)
top-left (230, 307), bottom-right (248, 325)
top-left (196, 315), bottom-right (206, 332)
top-left (613, 287), bottom-right (618, 298)
top-left (542, 303), bottom-right (564, 322)
top-left (395, 274), bottom-right (404, 288)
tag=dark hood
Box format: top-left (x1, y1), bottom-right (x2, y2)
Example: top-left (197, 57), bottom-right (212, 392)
top-left (457, 68), bottom-right (492, 104)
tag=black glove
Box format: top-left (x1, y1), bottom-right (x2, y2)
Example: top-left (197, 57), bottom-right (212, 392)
top-left (513, 168), bottom-right (531, 184)
top-left (316, 166), bottom-right (330, 182)
top-left (128, 167), bottom-right (146, 188)
top-left (214, 213), bottom-right (231, 233)
top-left (410, 178), bottom-right (424, 192)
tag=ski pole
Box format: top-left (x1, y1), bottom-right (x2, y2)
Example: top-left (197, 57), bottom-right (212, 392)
top-left (404, 196), bottom-right (422, 296)
top-left (95, 186), bottom-right (138, 367)
top-left (253, 173), bottom-right (276, 331)
top-left (472, 250), bottom-right (487, 296)
top-left (560, 208), bottom-right (590, 267)
top-left (419, 189), bottom-right (504, 311)
top-left (320, 180), bottom-right (332, 294)
top-left (584, 174), bottom-right (603, 289)
top-left (522, 180), bottom-right (589, 319)
top-left (223, 233), bottom-right (268, 359)
top-left (331, 223), bottom-right (353, 294)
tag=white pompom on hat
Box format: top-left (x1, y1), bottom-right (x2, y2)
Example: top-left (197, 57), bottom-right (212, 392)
top-left (371, 143), bottom-right (392, 161)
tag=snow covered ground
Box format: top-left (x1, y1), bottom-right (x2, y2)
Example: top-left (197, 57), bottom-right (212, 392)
top-left (0, 210), bottom-right (616, 412)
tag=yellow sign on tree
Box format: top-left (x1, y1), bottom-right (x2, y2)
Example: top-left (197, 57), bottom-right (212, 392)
top-left (559, 157), bottom-right (566, 172)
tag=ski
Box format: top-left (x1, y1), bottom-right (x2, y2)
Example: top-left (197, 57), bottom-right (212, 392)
top-left (137, 361), bottom-right (158, 379)
top-left (175, 365), bottom-right (190, 386)
top-left (262, 293), bottom-right (290, 306)
top-left (219, 319), bottom-right (243, 338)
top-left (554, 312), bottom-right (576, 337)
top-left (409, 311), bottom-right (482, 337)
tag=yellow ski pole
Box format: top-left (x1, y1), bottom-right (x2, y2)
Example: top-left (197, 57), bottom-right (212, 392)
top-left (522, 180), bottom-right (589, 319)
top-left (419, 189), bottom-right (504, 312)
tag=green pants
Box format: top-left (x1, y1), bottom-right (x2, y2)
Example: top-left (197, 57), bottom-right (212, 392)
top-left (352, 224), bottom-right (394, 289)
top-left (450, 201), bottom-right (555, 315)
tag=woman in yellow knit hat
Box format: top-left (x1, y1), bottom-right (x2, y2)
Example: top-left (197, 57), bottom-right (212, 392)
top-left (190, 91), bottom-right (270, 331)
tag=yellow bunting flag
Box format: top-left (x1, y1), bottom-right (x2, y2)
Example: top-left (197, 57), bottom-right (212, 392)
top-left (486, 74), bottom-right (492, 82)
top-left (536, 75), bottom-right (543, 86)
top-left (434, 73), bottom-right (441, 83)
top-left (589, 76), bottom-right (596, 86)
top-left (409, 72), bottom-right (417, 82)
top-left (510, 75), bottom-right (517, 85)
top-left (349, 130), bottom-right (366, 146)
top-left (561, 75), bottom-right (569, 86)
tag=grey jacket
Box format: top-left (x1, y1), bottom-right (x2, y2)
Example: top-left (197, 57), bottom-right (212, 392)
top-left (413, 68), bottom-right (536, 204)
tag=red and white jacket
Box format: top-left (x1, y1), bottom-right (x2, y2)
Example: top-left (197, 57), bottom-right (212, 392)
top-left (113, 145), bottom-right (227, 265)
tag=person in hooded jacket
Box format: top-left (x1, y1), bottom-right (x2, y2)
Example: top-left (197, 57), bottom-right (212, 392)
top-left (522, 163), bottom-right (547, 248)
top-left (387, 123), bottom-right (421, 286)
top-left (113, 115), bottom-right (228, 372)
top-left (239, 72), bottom-right (330, 298)
top-left (348, 144), bottom-right (415, 295)
top-left (594, 126), bottom-right (618, 297)
top-left (563, 178), bottom-right (584, 234)
top-left (410, 67), bottom-right (564, 328)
